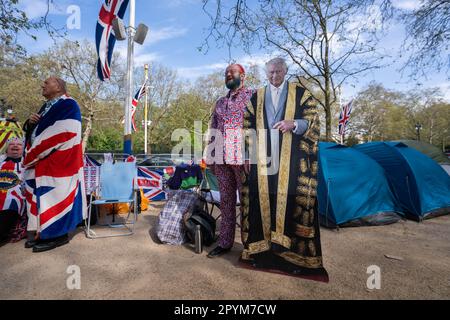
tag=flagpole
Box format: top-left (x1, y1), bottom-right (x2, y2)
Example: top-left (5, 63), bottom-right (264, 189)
top-left (339, 85), bottom-right (344, 145)
top-left (144, 64), bottom-right (149, 155)
top-left (124, 0), bottom-right (135, 155)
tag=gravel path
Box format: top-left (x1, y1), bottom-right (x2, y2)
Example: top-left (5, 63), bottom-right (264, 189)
top-left (1, 203), bottom-right (449, 300)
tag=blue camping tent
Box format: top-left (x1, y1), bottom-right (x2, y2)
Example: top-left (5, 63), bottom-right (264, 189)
top-left (354, 142), bottom-right (450, 221)
top-left (317, 142), bottom-right (402, 227)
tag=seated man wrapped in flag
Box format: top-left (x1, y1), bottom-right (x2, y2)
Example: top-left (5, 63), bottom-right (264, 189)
top-left (23, 77), bottom-right (87, 252)
top-left (0, 137), bottom-right (26, 243)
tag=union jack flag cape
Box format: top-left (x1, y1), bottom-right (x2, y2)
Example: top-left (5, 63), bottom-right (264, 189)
top-left (0, 158), bottom-right (25, 215)
top-left (23, 95), bottom-right (87, 239)
top-left (131, 81), bottom-right (147, 132)
top-left (96, 0), bottom-right (130, 81)
top-left (137, 167), bottom-right (166, 201)
top-left (338, 99), bottom-right (353, 135)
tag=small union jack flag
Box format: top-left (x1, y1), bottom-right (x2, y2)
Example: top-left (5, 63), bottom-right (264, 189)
top-left (131, 81), bottom-right (147, 132)
top-left (338, 99), bottom-right (353, 135)
top-left (95, 0), bottom-right (129, 81)
top-left (137, 167), bottom-right (167, 201)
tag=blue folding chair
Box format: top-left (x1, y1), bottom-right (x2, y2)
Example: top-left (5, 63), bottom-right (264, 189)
top-left (85, 162), bottom-right (138, 239)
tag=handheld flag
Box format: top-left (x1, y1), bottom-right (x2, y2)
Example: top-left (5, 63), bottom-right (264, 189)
top-left (95, 0), bottom-right (129, 81)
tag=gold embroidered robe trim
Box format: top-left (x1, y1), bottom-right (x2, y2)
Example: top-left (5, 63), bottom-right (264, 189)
top-left (256, 87), bottom-right (271, 241)
top-left (277, 251), bottom-right (323, 269)
top-left (271, 231), bottom-right (292, 249)
top-left (246, 239), bottom-right (271, 255)
top-left (273, 82), bottom-right (297, 248)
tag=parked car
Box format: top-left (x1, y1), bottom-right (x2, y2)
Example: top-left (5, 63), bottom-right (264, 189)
top-left (138, 156), bottom-right (175, 167)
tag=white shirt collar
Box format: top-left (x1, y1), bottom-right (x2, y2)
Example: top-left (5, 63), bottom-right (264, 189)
top-left (269, 80), bottom-right (286, 93)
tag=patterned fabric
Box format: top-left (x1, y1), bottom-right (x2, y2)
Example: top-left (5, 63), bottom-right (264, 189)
top-left (156, 190), bottom-right (197, 245)
top-left (214, 164), bottom-right (243, 248)
top-left (83, 155), bottom-right (100, 195)
top-left (23, 95), bottom-right (87, 239)
top-left (0, 158), bottom-right (24, 215)
top-left (208, 88), bottom-right (253, 165)
top-left (96, 0), bottom-right (130, 81)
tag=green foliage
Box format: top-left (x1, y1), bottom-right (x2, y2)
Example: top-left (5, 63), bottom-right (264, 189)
top-left (348, 82), bottom-right (450, 150)
top-left (87, 127), bottom-right (122, 151)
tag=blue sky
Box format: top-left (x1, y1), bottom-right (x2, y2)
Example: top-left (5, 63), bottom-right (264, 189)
top-left (17, 0), bottom-right (450, 102)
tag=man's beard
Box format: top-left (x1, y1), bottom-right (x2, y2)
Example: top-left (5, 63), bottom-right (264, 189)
top-left (225, 76), bottom-right (241, 90)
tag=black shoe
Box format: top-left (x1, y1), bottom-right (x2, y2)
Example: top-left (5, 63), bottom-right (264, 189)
top-left (24, 240), bottom-right (38, 248)
top-left (32, 234), bottom-right (69, 253)
top-left (207, 246), bottom-right (231, 258)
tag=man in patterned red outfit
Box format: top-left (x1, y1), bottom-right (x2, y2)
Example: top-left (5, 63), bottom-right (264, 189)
top-left (205, 64), bottom-right (253, 258)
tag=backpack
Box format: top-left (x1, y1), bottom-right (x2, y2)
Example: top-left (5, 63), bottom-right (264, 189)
top-left (184, 201), bottom-right (216, 246)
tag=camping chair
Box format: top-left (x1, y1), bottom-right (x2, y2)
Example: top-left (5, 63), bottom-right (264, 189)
top-left (198, 168), bottom-right (241, 227)
top-left (85, 161), bottom-right (138, 239)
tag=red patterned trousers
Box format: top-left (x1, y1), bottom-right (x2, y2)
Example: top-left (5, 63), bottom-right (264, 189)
top-left (214, 164), bottom-right (243, 248)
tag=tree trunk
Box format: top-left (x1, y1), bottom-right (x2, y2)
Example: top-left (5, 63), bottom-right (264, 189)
top-left (324, 77), bottom-right (332, 141)
top-left (323, 17), bottom-right (331, 142)
top-left (147, 126), bottom-right (153, 155)
top-left (325, 104), bottom-right (331, 141)
top-left (429, 118), bottom-right (434, 144)
top-left (82, 115), bottom-right (93, 153)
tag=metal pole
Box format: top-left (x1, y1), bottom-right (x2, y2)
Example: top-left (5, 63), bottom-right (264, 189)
top-left (144, 64), bottom-right (149, 155)
top-left (339, 85), bottom-right (343, 145)
top-left (148, 65), bottom-right (153, 156)
top-left (123, 0), bottom-right (135, 155)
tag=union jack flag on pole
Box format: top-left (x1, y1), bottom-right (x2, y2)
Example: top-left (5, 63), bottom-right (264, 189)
top-left (131, 81), bottom-right (147, 132)
top-left (338, 99), bottom-right (353, 136)
top-left (95, 0), bottom-right (129, 81)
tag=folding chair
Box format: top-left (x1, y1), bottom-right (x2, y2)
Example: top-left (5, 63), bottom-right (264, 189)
top-left (85, 161), bottom-right (138, 239)
top-left (199, 168), bottom-right (241, 227)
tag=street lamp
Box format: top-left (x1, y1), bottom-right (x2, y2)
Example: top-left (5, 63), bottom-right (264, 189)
top-left (415, 123), bottom-right (422, 141)
top-left (112, 0), bottom-right (149, 155)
